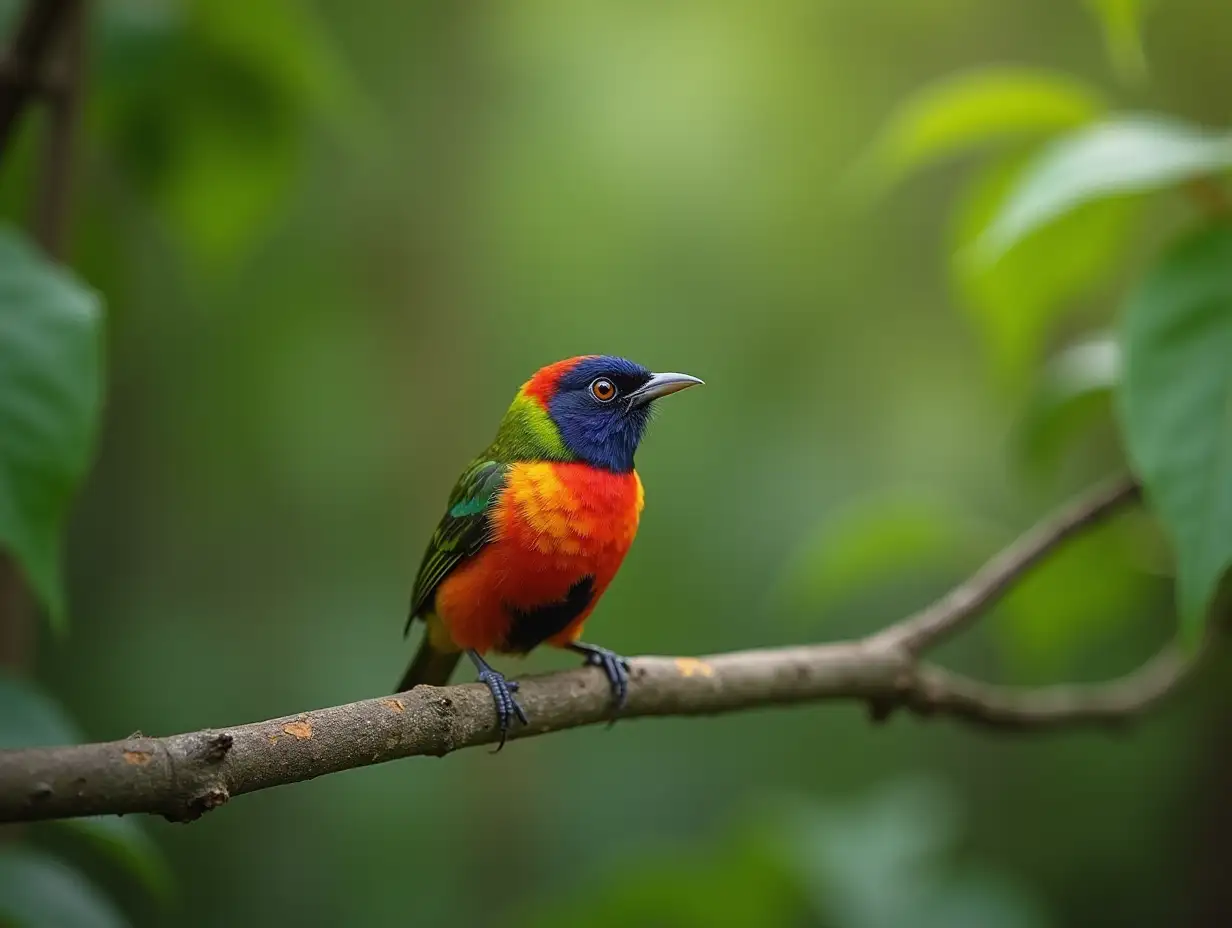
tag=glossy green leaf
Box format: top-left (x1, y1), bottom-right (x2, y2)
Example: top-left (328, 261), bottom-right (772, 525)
top-left (0, 850), bottom-right (127, 928)
top-left (0, 226), bottom-right (103, 627)
top-left (1016, 335), bottom-right (1120, 470)
top-left (861, 67), bottom-right (1103, 189)
top-left (981, 116), bottom-right (1232, 258)
top-left (1118, 223), bottom-right (1232, 642)
top-left (1085, 0), bottom-right (1151, 83)
top-left (953, 154), bottom-right (1134, 381)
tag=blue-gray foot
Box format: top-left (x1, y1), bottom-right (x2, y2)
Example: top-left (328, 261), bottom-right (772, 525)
top-left (467, 650), bottom-right (527, 750)
top-left (568, 641), bottom-right (631, 709)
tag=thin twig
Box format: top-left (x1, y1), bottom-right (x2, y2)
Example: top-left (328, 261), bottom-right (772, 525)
top-left (908, 646), bottom-right (1196, 730)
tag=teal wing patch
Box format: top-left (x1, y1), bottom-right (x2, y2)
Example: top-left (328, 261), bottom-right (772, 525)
top-left (406, 460), bottom-right (508, 633)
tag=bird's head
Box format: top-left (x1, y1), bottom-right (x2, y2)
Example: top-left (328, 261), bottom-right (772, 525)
top-left (497, 355), bottom-right (703, 472)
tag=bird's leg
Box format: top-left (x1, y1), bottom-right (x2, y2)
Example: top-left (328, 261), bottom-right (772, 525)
top-left (567, 641), bottom-right (631, 709)
top-left (466, 650), bottom-right (527, 751)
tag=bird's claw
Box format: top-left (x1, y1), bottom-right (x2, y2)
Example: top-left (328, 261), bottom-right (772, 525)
top-left (579, 646), bottom-right (631, 710)
top-left (477, 668), bottom-right (527, 752)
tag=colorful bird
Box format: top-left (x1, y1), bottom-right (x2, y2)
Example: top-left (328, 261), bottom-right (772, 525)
top-left (396, 355), bottom-right (703, 745)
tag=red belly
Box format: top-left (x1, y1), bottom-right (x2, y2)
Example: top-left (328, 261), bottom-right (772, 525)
top-left (433, 461), bottom-right (644, 653)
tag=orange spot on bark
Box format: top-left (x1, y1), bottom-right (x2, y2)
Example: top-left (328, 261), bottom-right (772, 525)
top-left (383, 698), bottom-right (406, 713)
top-left (674, 657), bottom-right (715, 678)
top-left (123, 750), bottom-right (152, 766)
top-left (282, 721), bottom-right (313, 740)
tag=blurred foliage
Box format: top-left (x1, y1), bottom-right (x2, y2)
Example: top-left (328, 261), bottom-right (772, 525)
top-left (1015, 335), bottom-right (1120, 474)
top-left (977, 116), bottom-right (1232, 259)
top-left (0, 0), bottom-right (1231, 925)
top-left (0, 849), bottom-right (126, 928)
top-left (526, 777), bottom-right (1050, 928)
top-left (774, 489), bottom-right (997, 627)
top-left (0, 672), bottom-right (172, 918)
top-left (0, 227), bottom-right (102, 626)
top-left (858, 67), bottom-right (1104, 193)
top-left (950, 153), bottom-right (1133, 383)
top-left (785, 777), bottom-right (1051, 928)
top-left (1117, 224), bottom-right (1232, 643)
top-left (1084, 0), bottom-right (1152, 84)
top-left (91, 0), bottom-right (372, 273)
top-left (868, 2), bottom-right (1232, 648)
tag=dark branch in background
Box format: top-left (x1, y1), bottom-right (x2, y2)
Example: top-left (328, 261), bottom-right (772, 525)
top-left (32, 0), bottom-right (85, 256)
top-left (0, 475), bottom-right (1206, 825)
top-left (0, 0), bottom-right (78, 155)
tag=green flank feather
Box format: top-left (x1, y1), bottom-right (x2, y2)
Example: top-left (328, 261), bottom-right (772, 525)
top-left (405, 459), bottom-right (509, 633)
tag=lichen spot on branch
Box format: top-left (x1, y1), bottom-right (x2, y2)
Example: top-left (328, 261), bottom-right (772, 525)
top-left (282, 721), bottom-right (313, 740)
top-left (674, 657), bottom-right (715, 678)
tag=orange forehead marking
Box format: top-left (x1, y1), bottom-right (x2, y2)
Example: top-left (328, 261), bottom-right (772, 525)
top-left (521, 356), bottom-right (598, 407)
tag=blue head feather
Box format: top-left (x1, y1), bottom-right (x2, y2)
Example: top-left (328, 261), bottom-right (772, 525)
top-left (547, 356), bottom-right (655, 472)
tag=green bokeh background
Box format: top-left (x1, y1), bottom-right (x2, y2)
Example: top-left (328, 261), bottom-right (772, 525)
top-left (6, 0), bottom-right (1232, 925)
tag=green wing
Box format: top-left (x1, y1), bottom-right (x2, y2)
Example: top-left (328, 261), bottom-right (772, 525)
top-left (406, 460), bottom-right (509, 633)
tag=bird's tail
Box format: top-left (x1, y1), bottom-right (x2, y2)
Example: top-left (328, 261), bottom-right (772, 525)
top-left (395, 633), bottom-right (462, 693)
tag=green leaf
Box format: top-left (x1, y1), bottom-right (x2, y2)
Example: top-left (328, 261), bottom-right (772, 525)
top-left (0, 227), bottom-right (103, 628)
top-left (1016, 335), bottom-right (1120, 470)
top-left (0, 674), bottom-right (171, 900)
top-left (861, 67), bottom-right (1103, 190)
top-left (1085, 0), bottom-right (1151, 84)
top-left (1118, 223), bottom-right (1232, 642)
top-left (953, 154), bottom-right (1135, 382)
top-left (0, 849), bottom-right (127, 928)
top-left (981, 116), bottom-right (1232, 259)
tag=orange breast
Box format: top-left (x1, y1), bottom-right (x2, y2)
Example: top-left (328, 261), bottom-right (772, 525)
top-left (433, 462), bottom-right (644, 654)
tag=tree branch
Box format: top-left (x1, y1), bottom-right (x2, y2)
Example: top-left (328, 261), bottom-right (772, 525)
top-left (907, 645), bottom-right (1197, 730)
top-left (0, 474), bottom-right (1204, 825)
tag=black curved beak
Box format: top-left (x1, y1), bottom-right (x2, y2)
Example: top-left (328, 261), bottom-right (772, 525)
top-left (626, 372), bottom-right (704, 407)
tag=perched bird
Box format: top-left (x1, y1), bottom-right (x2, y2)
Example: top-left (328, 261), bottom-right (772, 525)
top-left (396, 355), bottom-right (702, 745)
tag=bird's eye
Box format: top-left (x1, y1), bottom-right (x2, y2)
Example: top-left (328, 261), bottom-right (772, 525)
top-left (590, 377), bottom-right (617, 402)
